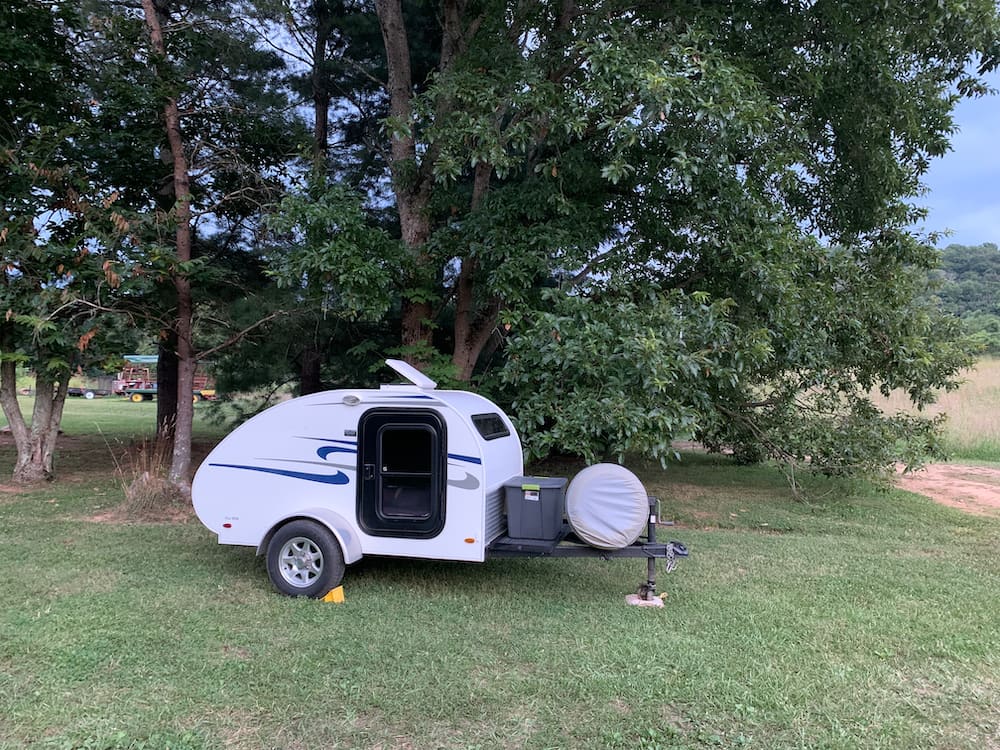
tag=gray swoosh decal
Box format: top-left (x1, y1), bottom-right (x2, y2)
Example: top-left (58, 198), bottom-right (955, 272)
top-left (269, 458), bottom-right (356, 473)
top-left (447, 472), bottom-right (480, 490)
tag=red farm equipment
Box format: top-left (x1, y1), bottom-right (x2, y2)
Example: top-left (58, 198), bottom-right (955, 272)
top-left (112, 355), bottom-right (216, 403)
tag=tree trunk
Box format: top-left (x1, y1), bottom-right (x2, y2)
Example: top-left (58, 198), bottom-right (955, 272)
top-left (0, 360), bottom-right (68, 484)
top-left (298, 345), bottom-right (323, 395)
top-left (34, 370), bottom-right (68, 481)
top-left (170, 277), bottom-right (195, 485)
top-left (451, 257), bottom-right (500, 381)
top-left (290, 2), bottom-right (334, 397)
top-left (142, 0), bottom-right (196, 489)
top-left (451, 161), bottom-right (498, 380)
top-left (451, 261), bottom-right (501, 381)
top-left (156, 330), bottom-right (178, 443)
top-left (376, 0), bottom-right (496, 365)
top-left (311, 1), bottom-right (333, 170)
top-left (375, 0), bottom-right (435, 355)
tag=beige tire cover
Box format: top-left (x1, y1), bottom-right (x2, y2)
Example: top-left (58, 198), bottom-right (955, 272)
top-left (565, 463), bottom-right (649, 550)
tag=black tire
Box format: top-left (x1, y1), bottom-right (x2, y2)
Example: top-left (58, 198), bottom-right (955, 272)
top-left (266, 520), bottom-right (345, 598)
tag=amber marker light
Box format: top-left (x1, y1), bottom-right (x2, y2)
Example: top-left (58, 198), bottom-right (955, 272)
top-left (464, 538), bottom-right (475, 544)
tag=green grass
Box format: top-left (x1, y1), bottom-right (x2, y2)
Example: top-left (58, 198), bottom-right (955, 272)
top-left (0, 405), bottom-right (998, 749)
top-left (0, 396), bottom-right (227, 479)
top-left (0, 395), bottom-right (227, 441)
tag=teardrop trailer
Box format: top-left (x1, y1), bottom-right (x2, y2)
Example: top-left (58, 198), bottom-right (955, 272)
top-left (192, 360), bottom-right (687, 602)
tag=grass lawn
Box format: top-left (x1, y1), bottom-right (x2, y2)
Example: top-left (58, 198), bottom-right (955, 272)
top-left (0, 399), bottom-right (998, 749)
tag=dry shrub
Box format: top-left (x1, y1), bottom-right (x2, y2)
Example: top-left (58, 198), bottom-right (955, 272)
top-left (114, 438), bottom-right (193, 521)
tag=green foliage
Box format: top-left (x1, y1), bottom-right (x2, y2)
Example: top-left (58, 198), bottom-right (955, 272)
top-left (0, 2), bottom-right (79, 137)
top-left (204, 299), bottom-right (399, 421)
top-left (937, 243), bottom-right (1000, 314)
top-left (0, 4), bottom-right (137, 380)
top-left (267, 178), bottom-right (405, 321)
top-left (375, 0), bottom-right (996, 477)
top-left (385, 341), bottom-right (463, 388)
top-left (499, 289), bottom-right (769, 464)
top-left (692, 233), bottom-right (976, 481)
top-left (3, 0), bottom-right (1000, 483)
top-left (499, 230), bottom-right (975, 481)
top-left (963, 312), bottom-right (1000, 352)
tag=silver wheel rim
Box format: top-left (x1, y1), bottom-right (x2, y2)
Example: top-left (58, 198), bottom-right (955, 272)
top-left (277, 536), bottom-right (324, 588)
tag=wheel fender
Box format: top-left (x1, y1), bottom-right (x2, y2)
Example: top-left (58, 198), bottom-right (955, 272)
top-left (258, 509), bottom-right (363, 564)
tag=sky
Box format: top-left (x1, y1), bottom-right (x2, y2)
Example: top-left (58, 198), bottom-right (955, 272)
top-left (915, 71), bottom-right (1000, 248)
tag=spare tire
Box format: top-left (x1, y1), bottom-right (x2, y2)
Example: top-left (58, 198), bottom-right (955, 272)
top-left (565, 464), bottom-right (649, 550)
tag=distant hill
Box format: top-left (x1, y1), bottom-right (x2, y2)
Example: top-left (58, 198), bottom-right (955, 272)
top-left (936, 243), bottom-right (1000, 353)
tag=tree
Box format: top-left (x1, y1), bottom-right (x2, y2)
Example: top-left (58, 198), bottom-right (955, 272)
top-left (354, 0), bottom-right (995, 475)
top-left (138, 0), bottom-right (200, 486)
top-left (232, 0), bottom-right (407, 397)
top-left (937, 242), bottom-right (1000, 318)
top-left (0, 2), bottom-right (133, 482)
top-left (89, 0), bottom-right (297, 487)
top-left (0, 154), bottom-right (132, 483)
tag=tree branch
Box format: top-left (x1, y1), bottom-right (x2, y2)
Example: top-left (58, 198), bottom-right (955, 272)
top-left (196, 310), bottom-right (287, 361)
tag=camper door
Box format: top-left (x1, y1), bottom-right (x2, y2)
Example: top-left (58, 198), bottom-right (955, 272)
top-left (358, 409), bottom-right (447, 539)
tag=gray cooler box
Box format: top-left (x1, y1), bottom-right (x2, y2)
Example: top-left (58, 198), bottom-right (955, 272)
top-left (504, 476), bottom-right (567, 540)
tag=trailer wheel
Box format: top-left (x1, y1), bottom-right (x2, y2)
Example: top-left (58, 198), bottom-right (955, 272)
top-left (130, 393), bottom-right (144, 403)
top-left (266, 520), bottom-right (345, 598)
top-left (84, 390), bottom-right (95, 400)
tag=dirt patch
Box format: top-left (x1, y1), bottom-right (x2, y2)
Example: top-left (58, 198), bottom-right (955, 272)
top-left (0, 484), bottom-right (25, 502)
top-left (90, 502), bottom-right (195, 525)
top-left (896, 463), bottom-right (1000, 517)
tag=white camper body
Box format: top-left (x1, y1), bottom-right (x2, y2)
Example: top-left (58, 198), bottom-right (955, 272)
top-left (193, 360), bottom-right (687, 599)
top-left (192, 360), bottom-right (524, 594)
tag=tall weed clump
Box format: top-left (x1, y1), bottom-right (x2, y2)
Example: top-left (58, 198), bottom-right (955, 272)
top-left (111, 432), bottom-right (192, 519)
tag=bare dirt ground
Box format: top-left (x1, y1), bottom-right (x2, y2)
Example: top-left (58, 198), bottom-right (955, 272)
top-left (896, 463), bottom-right (1000, 517)
top-left (673, 440), bottom-right (1000, 517)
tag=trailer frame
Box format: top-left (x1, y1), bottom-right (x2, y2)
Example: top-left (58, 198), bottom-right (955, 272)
top-left (487, 497), bottom-right (688, 601)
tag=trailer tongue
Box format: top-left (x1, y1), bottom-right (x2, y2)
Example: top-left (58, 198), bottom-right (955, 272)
top-left (488, 496), bottom-right (689, 604)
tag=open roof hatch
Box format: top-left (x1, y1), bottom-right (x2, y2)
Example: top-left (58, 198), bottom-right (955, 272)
top-left (385, 358), bottom-right (438, 390)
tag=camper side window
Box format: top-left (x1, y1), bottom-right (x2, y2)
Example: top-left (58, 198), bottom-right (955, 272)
top-left (471, 413), bottom-right (510, 441)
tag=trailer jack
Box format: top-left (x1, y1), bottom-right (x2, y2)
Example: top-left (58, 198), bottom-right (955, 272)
top-left (627, 501), bottom-right (689, 607)
top-left (486, 496), bottom-right (688, 608)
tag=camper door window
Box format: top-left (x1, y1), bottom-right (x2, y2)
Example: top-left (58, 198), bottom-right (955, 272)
top-left (378, 425), bottom-right (434, 520)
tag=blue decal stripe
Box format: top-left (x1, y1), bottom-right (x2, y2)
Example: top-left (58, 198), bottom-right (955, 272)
top-left (209, 463), bottom-right (350, 485)
top-left (448, 452), bottom-right (482, 465)
top-left (317, 446), bottom-right (357, 459)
